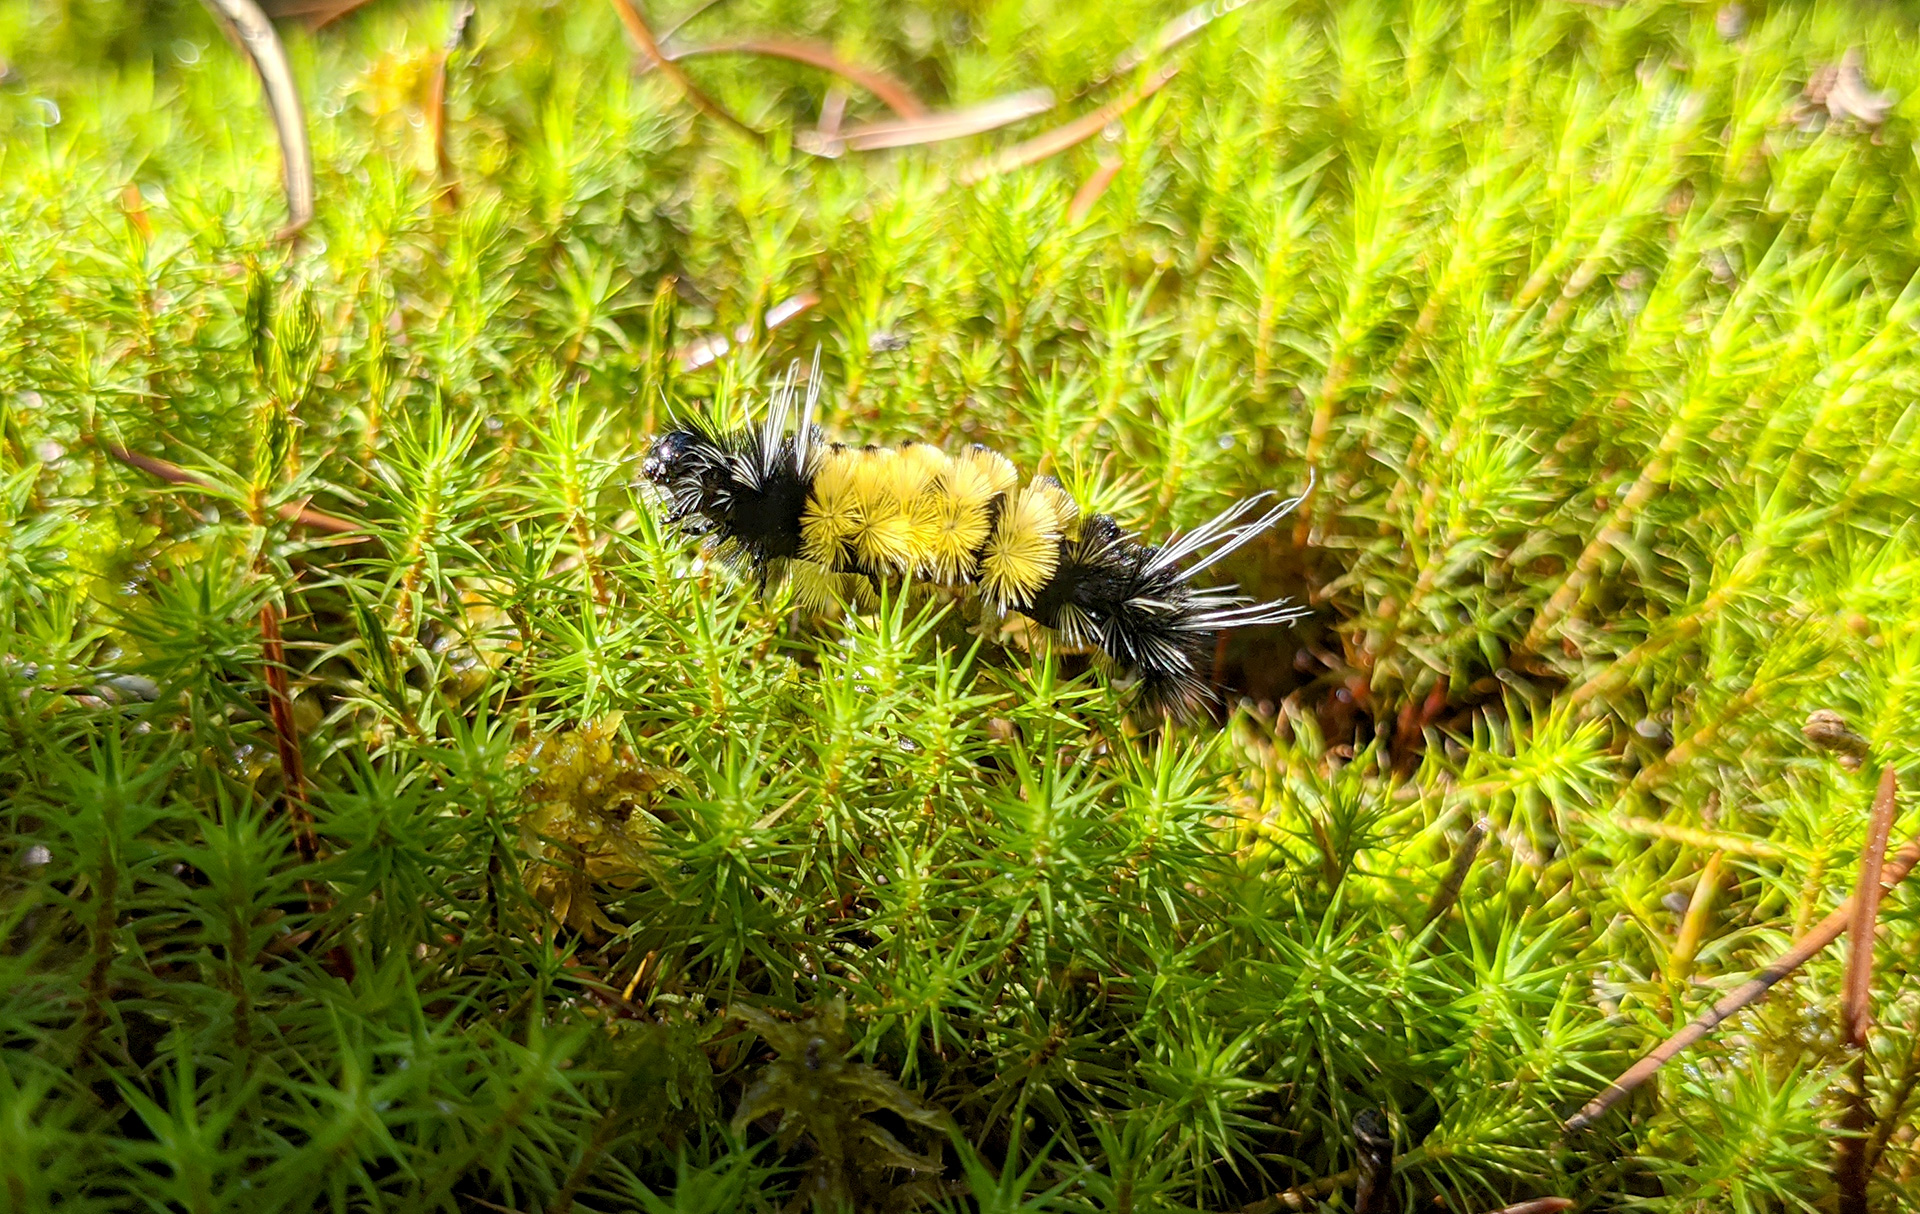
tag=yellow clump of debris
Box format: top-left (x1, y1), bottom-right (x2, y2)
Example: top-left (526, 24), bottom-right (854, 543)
top-left (512, 712), bottom-right (674, 936)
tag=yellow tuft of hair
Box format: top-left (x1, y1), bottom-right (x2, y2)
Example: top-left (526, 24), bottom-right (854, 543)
top-left (919, 454), bottom-right (1002, 583)
top-left (852, 447), bottom-right (944, 575)
top-left (801, 442), bottom-right (1058, 591)
top-left (978, 479), bottom-right (1074, 606)
top-left (1029, 477), bottom-right (1081, 540)
top-left (896, 442), bottom-right (952, 483)
top-left (800, 447), bottom-right (866, 568)
top-left (843, 571), bottom-right (880, 611)
top-left (787, 559), bottom-right (845, 612)
top-left (956, 446), bottom-right (1019, 497)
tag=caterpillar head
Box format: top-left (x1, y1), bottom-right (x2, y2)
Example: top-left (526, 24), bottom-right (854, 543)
top-left (643, 427), bottom-right (736, 535)
top-left (643, 429), bottom-right (718, 486)
top-left (645, 421), bottom-right (813, 569)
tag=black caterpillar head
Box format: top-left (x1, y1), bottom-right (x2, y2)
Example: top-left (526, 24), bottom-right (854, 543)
top-left (643, 427), bottom-right (736, 536)
top-left (644, 422), bottom-right (812, 568)
top-left (643, 427), bottom-right (726, 488)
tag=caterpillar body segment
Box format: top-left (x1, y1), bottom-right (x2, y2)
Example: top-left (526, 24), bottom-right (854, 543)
top-left (642, 387), bottom-right (1308, 718)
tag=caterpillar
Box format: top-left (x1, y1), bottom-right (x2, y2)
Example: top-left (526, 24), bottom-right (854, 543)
top-left (641, 374), bottom-right (1308, 718)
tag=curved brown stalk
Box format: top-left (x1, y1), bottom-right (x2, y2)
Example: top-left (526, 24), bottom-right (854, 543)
top-left (958, 64), bottom-right (1178, 184)
top-left (1068, 156), bottom-right (1125, 222)
top-left (258, 599), bottom-right (318, 866)
top-left (662, 39), bottom-right (926, 119)
top-left (103, 441), bottom-right (364, 537)
top-left (607, 0), bottom-right (765, 144)
top-left (426, 0), bottom-right (477, 208)
top-left (1836, 765), bottom-right (1898, 1214)
top-left (198, 0), bottom-right (314, 238)
top-left (1423, 817), bottom-right (1489, 929)
top-left (1843, 766), bottom-right (1898, 1046)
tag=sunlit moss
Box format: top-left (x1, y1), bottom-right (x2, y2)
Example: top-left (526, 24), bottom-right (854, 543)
top-left (3, 0), bottom-right (1919, 1209)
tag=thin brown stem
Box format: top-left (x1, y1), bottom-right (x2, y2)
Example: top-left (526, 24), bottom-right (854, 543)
top-left (259, 599), bottom-right (319, 869)
top-left (661, 39), bottom-right (926, 119)
top-left (1836, 765), bottom-right (1898, 1214)
top-left (1423, 817), bottom-right (1489, 929)
top-left (426, 0), bottom-right (475, 209)
top-left (957, 64), bottom-right (1178, 185)
top-left (197, 0), bottom-right (314, 238)
top-left (1567, 773), bottom-right (1916, 1133)
top-left (825, 90), bottom-right (1056, 153)
top-left (102, 441), bottom-right (364, 536)
top-left (260, 593), bottom-right (349, 984)
top-left (1068, 156), bottom-right (1124, 223)
top-left (606, 0), bottom-right (765, 144)
top-left (1843, 766), bottom-right (1898, 1047)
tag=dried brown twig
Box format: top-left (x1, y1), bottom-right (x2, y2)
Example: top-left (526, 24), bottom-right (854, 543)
top-left (1836, 765), bottom-right (1898, 1214)
top-left (958, 63), bottom-right (1178, 184)
top-left (1423, 817), bottom-right (1489, 929)
top-left (1067, 156), bottom-right (1124, 222)
top-left (660, 39), bottom-right (927, 119)
top-left (198, 0), bottom-right (314, 239)
top-left (1844, 766), bottom-right (1898, 1046)
top-left (425, 0), bottom-right (476, 207)
top-left (103, 442), bottom-right (364, 537)
top-left (1567, 768), bottom-right (1916, 1133)
top-left (607, 0), bottom-right (765, 144)
top-left (110, 434), bottom-right (353, 904)
top-left (258, 600), bottom-right (319, 865)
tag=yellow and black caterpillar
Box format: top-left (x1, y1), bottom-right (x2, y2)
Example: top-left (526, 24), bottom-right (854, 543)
top-left (642, 379), bottom-right (1307, 717)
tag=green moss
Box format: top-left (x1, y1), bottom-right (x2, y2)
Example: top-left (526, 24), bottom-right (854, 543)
top-left (4, 0), bottom-right (1920, 1208)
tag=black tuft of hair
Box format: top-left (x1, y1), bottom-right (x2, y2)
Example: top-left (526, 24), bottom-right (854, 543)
top-left (643, 417), bottom-right (820, 578)
top-left (1015, 509), bottom-right (1306, 722)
